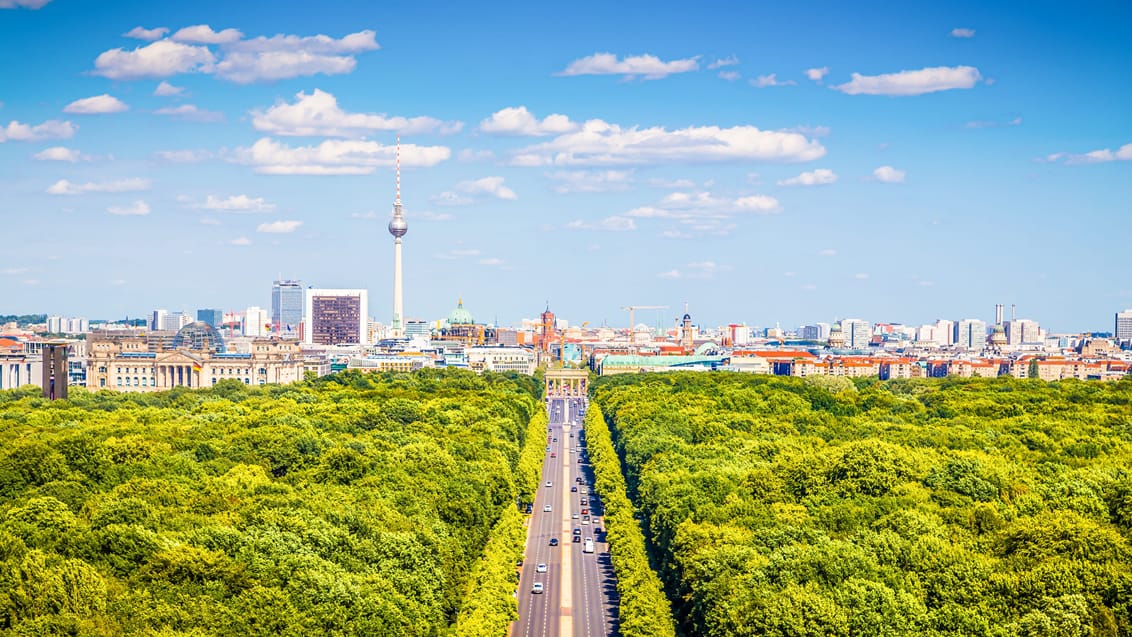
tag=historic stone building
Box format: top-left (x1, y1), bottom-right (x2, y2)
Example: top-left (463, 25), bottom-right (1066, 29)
top-left (87, 322), bottom-right (304, 392)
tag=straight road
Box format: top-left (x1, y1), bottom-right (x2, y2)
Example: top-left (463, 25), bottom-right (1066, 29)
top-left (514, 402), bottom-right (619, 637)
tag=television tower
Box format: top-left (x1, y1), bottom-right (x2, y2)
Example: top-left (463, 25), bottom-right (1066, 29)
top-left (388, 136), bottom-right (408, 337)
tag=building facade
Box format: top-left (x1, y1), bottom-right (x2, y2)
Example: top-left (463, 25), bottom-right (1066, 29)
top-left (842, 319), bottom-right (871, 349)
top-left (87, 334), bottom-right (303, 392)
top-left (196, 308), bottom-right (224, 328)
top-left (1116, 309), bottom-right (1132, 341)
top-left (954, 319), bottom-right (988, 350)
top-left (304, 289), bottom-right (368, 345)
top-left (467, 346), bottom-right (536, 374)
top-left (271, 280), bottom-right (304, 337)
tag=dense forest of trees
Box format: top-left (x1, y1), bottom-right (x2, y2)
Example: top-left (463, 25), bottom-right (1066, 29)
top-left (592, 373), bottom-right (1132, 637)
top-left (0, 369), bottom-right (542, 635)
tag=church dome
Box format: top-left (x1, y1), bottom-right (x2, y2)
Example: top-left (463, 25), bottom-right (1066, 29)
top-left (172, 321), bottom-right (225, 353)
top-left (447, 299), bottom-right (474, 325)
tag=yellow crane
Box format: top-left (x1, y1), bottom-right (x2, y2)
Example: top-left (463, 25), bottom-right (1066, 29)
top-left (620, 305), bottom-right (669, 337)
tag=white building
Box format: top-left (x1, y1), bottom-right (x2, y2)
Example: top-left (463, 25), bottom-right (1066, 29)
top-left (243, 306), bottom-right (270, 337)
top-left (46, 316), bottom-right (89, 335)
top-left (1005, 319), bottom-right (1041, 345)
top-left (467, 346), bottom-right (536, 374)
top-left (842, 319), bottom-right (871, 349)
top-left (1115, 310), bottom-right (1132, 341)
top-left (151, 310), bottom-right (190, 332)
top-left (955, 319), bottom-right (988, 350)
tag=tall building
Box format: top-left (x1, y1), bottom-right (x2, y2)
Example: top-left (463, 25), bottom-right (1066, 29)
top-left (842, 319), bottom-right (870, 349)
top-left (955, 319), bottom-right (988, 350)
top-left (42, 340), bottom-right (68, 400)
top-left (271, 280), bottom-right (304, 337)
top-left (304, 289), bottom-right (368, 345)
top-left (1115, 310), bottom-right (1132, 341)
top-left (197, 309), bottom-right (223, 329)
top-left (151, 310), bottom-right (189, 332)
top-left (1005, 319), bottom-right (1041, 345)
top-left (388, 138), bottom-right (408, 337)
top-left (803, 323), bottom-right (831, 341)
top-left (243, 306), bottom-right (269, 337)
top-left (537, 305), bottom-right (556, 353)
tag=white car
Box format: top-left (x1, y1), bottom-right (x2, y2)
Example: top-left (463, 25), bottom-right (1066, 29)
top-left (536, 563), bottom-right (547, 573)
top-left (545, 481), bottom-right (552, 488)
top-left (543, 504), bottom-right (552, 513)
top-left (572, 513), bottom-right (579, 519)
top-left (532, 582), bottom-right (544, 594)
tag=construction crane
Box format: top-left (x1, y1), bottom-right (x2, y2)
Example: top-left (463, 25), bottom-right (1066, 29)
top-left (621, 305), bottom-right (669, 337)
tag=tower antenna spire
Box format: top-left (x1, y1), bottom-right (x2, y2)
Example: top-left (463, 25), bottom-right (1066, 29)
top-left (395, 135), bottom-right (401, 205)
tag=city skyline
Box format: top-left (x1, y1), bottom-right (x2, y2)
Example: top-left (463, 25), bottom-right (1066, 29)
top-left (2, 0), bottom-right (1130, 331)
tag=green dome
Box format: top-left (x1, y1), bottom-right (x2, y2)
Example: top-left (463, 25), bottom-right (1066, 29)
top-left (447, 298), bottom-right (474, 325)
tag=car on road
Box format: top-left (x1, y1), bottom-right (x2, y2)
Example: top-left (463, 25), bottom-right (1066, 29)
top-left (545, 481), bottom-right (552, 487)
top-left (583, 538), bottom-right (594, 553)
top-left (549, 538), bottom-right (559, 546)
top-left (572, 535), bottom-right (580, 543)
top-left (553, 438), bottom-right (557, 442)
top-left (572, 513), bottom-right (579, 519)
top-left (536, 563), bottom-right (547, 573)
top-left (580, 499), bottom-right (588, 505)
top-left (543, 504), bottom-right (552, 512)
top-left (582, 519), bottom-right (589, 525)
top-left (525, 504), bottom-right (533, 514)
top-left (532, 582), bottom-right (544, 594)
top-left (571, 486), bottom-right (577, 492)
top-left (551, 452), bottom-right (556, 458)
top-left (573, 528), bottom-right (581, 535)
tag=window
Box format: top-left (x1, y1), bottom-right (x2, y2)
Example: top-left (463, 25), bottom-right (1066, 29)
top-left (98, 366), bottom-right (106, 373)
top-left (100, 378), bottom-right (106, 387)
top-left (117, 378), bottom-right (122, 386)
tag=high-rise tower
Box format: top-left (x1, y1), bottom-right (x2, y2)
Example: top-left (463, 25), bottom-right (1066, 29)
top-left (388, 136), bottom-right (408, 337)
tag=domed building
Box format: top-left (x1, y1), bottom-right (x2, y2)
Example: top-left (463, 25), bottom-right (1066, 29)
top-left (827, 322), bottom-right (847, 349)
top-left (440, 298), bottom-right (495, 346)
top-left (172, 322), bottom-right (226, 353)
top-left (987, 323), bottom-right (1008, 351)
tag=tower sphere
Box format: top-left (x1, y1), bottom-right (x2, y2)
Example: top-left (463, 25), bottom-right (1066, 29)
top-left (388, 215), bottom-right (407, 238)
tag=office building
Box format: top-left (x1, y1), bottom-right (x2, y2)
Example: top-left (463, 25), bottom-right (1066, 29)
top-left (842, 319), bottom-right (871, 349)
top-left (954, 319), bottom-right (988, 350)
top-left (1005, 319), bottom-right (1041, 345)
top-left (303, 289), bottom-right (368, 345)
top-left (803, 323), bottom-right (831, 341)
top-left (151, 310), bottom-right (189, 332)
top-left (1116, 310), bottom-right (1132, 341)
top-left (196, 309), bottom-right (223, 329)
top-left (271, 280), bottom-right (304, 337)
top-left (243, 306), bottom-right (269, 337)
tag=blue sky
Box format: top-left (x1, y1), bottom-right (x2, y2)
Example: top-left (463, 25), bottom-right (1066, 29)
top-left (2, 0), bottom-right (1130, 332)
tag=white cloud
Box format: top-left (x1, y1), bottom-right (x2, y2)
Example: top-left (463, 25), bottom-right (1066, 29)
top-left (819, 248), bottom-right (837, 256)
top-left (107, 200), bottom-right (150, 216)
top-left (33, 146), bottom-right (87, 162)
top-left (566, 216), bottom-right (637, 232)
top-left (647, 178), bottom-right (696, 190)
top-left (214, 30), bottom-right (379, 83)
top-left (200, 217), bottom-right (221, 225)
top-left (548, 169), bottom-right (633, 193)
top-left (629, 190), bottom-right (780, 217)
top-left (708, 56), bottom-right (739, 69)
top-left (0, 119), bottom-right (77, 143)
top-left (458, 148), bottom-right (495, 162)
top-left (232, 137), bottom-right (450, 175)
top-left (657, 269), bottom-right (682, 279)
top-left (873, 165), bottom-right (906, 183)
top-left (431, 192), bottom-right (474, 206)
top-left (805, 67), bottom-right (829, 82)
top-left (834, 66), bottom-right (982, 96)
top-left (203, 194), bottom-right (275, 212)
top-left (478, 257), bottom-right (504, 266)
top-left (64, 94), bottom-right (128, 114)
top-left (513, 119), bottom-right (825, 166)
top-left (171, 24), bottom-right (244, 44)
top-left (93, 40), bottom-right (216, 80)
top-left (950, 28), bottom-right (976, 38)
top-left (718, 71), bottom-right (741, 81)
top-left (788, 125), bottom-right (831, 137)
top-left (456, 176), bottom-right (517, 200)
top-left (124, 26), bottom-right (168, 41)
top-left (1054, 141), bottom-right (1132, 164)
top-left (434, 248), bottom-right (482, 260)
top-left (854, 273), bottom-right (869, 279)
top-left (46, 178), bottom-right (149, 195)
top-left (1, 0), bottom-right (51, 7)
top-left (2, 267), bottom-right (29, 275)
top-left (558, 52), bottom-right (700, 80)
top-left (256, 220), bottom-right (302, 233)
top-left (229, 237), bottom-right (251, 246)
top-left (155, 149), bottom-right (212, 162)
top-left (777, 168), bottom-right (837, 186)
top-left (154, 104), bottom-right (224, 122)
top-left (153, 80), bottom-right (185, 96)
top-left (965, 116), bottom-right (1022, 129)
top-left (479, 106), bottom-right (578, 136)
top-left (751, 73), bottom-right (795, 88)
top-left (252, 89), bottom-right (459, 137)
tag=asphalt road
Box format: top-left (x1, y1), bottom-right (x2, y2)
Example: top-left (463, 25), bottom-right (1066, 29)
top-left (514, 409), bottom-right (619, 637)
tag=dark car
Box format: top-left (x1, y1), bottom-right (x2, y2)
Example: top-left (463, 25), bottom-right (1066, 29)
top-left (549, 538), bottom-right (559, 546)
top-left (571, 486), bottom-right (577, 492)
top-left (525, 504), bottom-right (533, 514)
top-left (572, 535), bottom-right (581, 543)
top-left (573, 528), bottom-right (581, 535)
